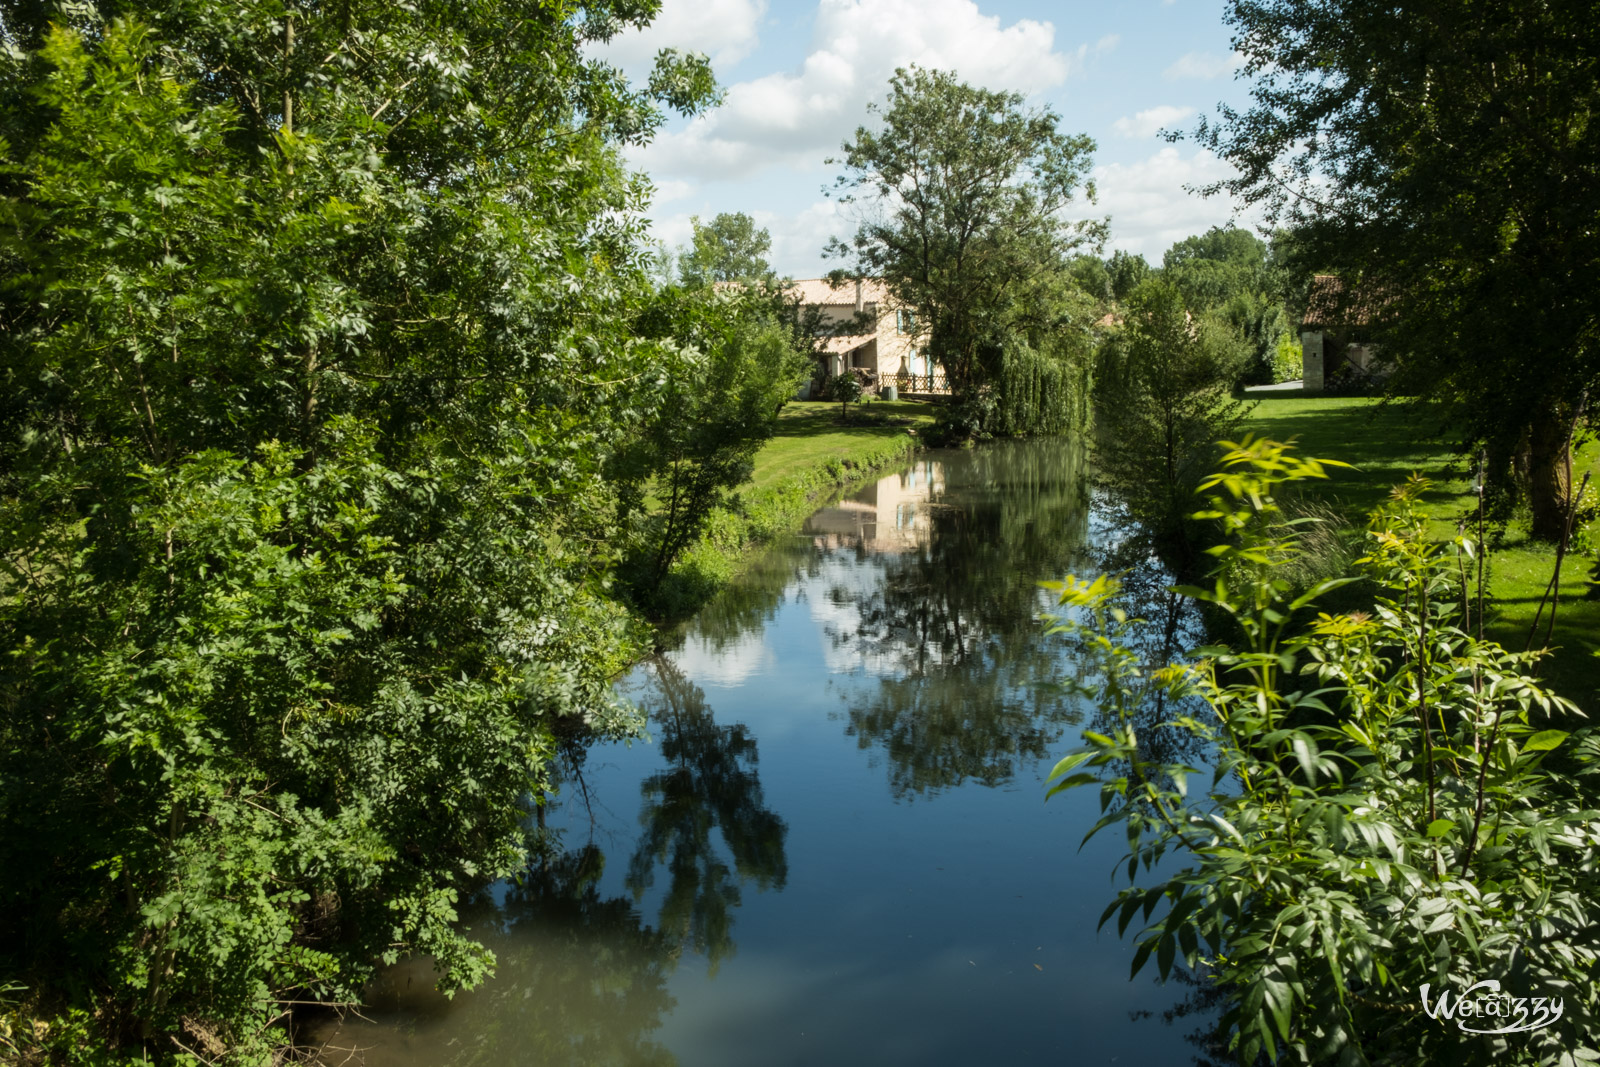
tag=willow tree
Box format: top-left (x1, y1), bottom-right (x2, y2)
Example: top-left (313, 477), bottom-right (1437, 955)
top-left (1195, 0), bottom-right (1600, 538)
top-left (828, 66), bottom-right (1102, 430)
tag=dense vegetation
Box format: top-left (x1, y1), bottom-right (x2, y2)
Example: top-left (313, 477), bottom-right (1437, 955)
top-left (1049, 440), bottom-right (1600, 1065)
top-left (1195, 0), bottom-right (1600, 539)
top-left (0, 4), bottom-right (809, 1061)
top-left (827, 66), bottom-right (1099, 442)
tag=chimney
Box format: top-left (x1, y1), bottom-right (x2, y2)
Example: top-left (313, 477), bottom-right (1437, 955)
top-left (854, 279), bottom-right (864, 312)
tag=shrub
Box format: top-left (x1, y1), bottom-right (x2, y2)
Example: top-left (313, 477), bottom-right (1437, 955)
top-left (1046, 438), bottom-right (1599, 1065)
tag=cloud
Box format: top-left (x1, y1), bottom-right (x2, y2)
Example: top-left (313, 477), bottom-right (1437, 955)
top-left (1091, 146), bottom-right (1264, 260)
top-left (1112, 105), bottom-right (1195, 139)
top-left (1163, 50), bottom-right (1245, 80)
top-left (594, 0), bottom-right (768, 76)
top-left (637, 0), bottom-right (1079, 182)
top-left (1094, 34), bottom-right (1120, 54)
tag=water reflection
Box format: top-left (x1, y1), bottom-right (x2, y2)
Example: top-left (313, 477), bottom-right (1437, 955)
top-left (804, 444), bottom-right (1099, 797)
top-left (310, 439), bottom-right (1222, 1066)
top-left (307, 845), bottom-right (679, 1067)
top-left (625, 657), bottom-right (788, 974)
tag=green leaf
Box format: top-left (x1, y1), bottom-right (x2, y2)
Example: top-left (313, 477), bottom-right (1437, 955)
top-left (1425, 819), bottom-right (1455, 838)
top-left (1522, 730), bottom-right (1568, 752)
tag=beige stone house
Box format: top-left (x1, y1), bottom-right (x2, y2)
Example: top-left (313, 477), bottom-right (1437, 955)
top-left (786, 278), bottom-right (931, 394)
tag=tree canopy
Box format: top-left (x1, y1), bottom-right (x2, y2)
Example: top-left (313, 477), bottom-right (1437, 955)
top-left (828, 65), bottom-right (1102, 429)
top-left (1195, 0), bottom-right (1600, 537)
top-left (0, 4), bottom-right (722, 1060)
top-left (677, 211), bottom-right (774, 287)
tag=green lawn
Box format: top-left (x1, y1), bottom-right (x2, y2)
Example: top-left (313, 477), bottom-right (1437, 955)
top-left (1240, 393), bottom-right (1600, 711)
top-left (750, 398), bottom-right (939, 489)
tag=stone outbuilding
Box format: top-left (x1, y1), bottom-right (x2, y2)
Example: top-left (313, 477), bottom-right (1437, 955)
top-left (1300, 274), bottom-right (1381, 391)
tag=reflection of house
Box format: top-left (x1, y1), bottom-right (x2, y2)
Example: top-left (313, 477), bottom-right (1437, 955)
top-left (801, 460), bottom-right (945, 552)
top-left (1299, 274), bottom-right (1381, 391)
top-left (786, 278), bottom-right (928, 393)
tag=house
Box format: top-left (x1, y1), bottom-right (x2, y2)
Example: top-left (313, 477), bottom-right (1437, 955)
top-left (785, 278), bottom-right (932, 396)
top-left (1299, 274), bottom-right (1381, 391)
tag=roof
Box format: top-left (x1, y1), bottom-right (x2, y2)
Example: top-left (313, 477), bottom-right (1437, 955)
top-left (1302, 274), bottom-right (1379, 328)
top-left (785, 277), bottom-right (891, 307)
top-left (818, 334), bottom-right (875, 355)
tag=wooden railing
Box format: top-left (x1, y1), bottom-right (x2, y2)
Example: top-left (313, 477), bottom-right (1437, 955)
top-left (895, 369), bottom-right (952, 395)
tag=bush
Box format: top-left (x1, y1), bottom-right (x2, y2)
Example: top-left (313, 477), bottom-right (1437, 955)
top-left (1046, 438), bottom-right (1599, 1065)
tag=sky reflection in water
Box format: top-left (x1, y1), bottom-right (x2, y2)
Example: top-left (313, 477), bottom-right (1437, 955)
top-left (310, 440), bottom-right (1217, 1067)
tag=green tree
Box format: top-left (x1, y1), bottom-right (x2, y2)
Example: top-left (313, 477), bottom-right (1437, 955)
top-left (677, 211), bottom-right (773, 287)
top-left (1093, 281), bottom-right (1250, 550)
top-left (616, 286), bottom-right (806, 601)
top-left (827, 66), bottom-right (1102, 423)
top-left (1107, 249), bottom-right (1152, 305)
top-left (1161, 227), bottom-right (1291, 385)
top-left (0, 8), bottom-right (716, 1061)
top-left (1194, 0), bottom-right (1600, 539)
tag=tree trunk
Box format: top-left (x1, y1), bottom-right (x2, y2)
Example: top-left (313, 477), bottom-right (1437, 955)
top-left (1527, 410), bottom-right (1571, 542)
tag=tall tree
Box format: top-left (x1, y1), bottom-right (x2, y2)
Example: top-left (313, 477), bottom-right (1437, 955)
top-left (1094, 281), bottom-right (1251, 552)
top-left (1195, 0), bottom-right (1600, 538)
top-left (827, 66), bottom-right (1102, 412)
top-left (677, 211), bottom-right (773, 287)
top-left (0, 4), bottom-right (717, 1060)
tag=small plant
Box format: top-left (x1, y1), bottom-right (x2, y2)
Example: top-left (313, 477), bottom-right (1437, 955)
top-left (1045, 437), bottom-right (1598, 1065)
top-left (828, 369), bottom-right (866, 420)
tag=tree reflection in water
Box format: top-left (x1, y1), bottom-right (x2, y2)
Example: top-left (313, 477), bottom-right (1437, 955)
top-left (625, 656), bottom-right (788, 973)
top-left (818, 442), bottom-right (1100, 797)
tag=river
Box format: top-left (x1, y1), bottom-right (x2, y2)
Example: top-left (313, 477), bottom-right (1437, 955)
top-left (308, 439), bottom-right (1214, 1066)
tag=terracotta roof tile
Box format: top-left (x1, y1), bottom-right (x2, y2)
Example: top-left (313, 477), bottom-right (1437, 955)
top-left (784, 278), bottom-right (891, 307)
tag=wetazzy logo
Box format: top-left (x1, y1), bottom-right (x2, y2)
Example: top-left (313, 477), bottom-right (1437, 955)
top-left (1420, 979), bottom-right (1563, 1035)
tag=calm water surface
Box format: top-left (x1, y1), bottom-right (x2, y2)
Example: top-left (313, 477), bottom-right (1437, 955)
top-left (313, 440), bottom-right (1211, 1066)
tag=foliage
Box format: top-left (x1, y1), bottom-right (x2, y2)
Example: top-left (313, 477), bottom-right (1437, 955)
top-left (991, 338), bottom-right (1092, 439)
top-left (827, 65), bottom-right (1101, 429)
top-left (616, 288), bottom-right (807, 602)
top-left (1093, 281), bottom-right (1252, 550)
top-left (1194, 0), bottom-right (1600, 539)
top-left (1046, 438), bottom-right (1600, 1066)
top-left (826, 368), bottom-right (867, 420)
top-left (1274, 330), bottom-right (1305, 385)
top-left (1161, 227), bottom-right (1293, 387)
top-left (677, 212), bottom-right (774, 287)
top-left (0, 8), bottom-right (717, 1062)
top-left (1108, 250), bottom-right (1153, 305)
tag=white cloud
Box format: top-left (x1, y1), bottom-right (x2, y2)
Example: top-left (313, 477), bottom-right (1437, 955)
top-left (651, 178), bottom-right (694, 204)
top-left (1112, 105), bottom-right (1195, 139)
top-left (594, 0), bottom-right (768, 76)
top-left (637, 0), bottom-right (1079, 183)
top-left (759, 200), bottom-right (847, 278)
top-left (1094, 34), bottom-right (1120, 54)
top-left (1163, 50), bottom-right (1245, 80)
top-left (1092, 146), bottom-right (1264, 260)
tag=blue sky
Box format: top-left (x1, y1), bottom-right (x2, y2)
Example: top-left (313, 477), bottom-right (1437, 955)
top-left (596, 0), bottom-right (1264, 278)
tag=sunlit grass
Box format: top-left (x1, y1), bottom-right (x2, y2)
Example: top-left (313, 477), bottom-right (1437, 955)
top-left (750, 398), bottom-right (938, 489)
top-left (1241, 394), bottom-right (1600, 711)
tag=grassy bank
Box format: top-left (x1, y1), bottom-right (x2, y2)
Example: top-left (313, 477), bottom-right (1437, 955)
top-left (1240, 393), bottom-right (1600, 710)
top-left (651, 398), bottom-right (939, 619)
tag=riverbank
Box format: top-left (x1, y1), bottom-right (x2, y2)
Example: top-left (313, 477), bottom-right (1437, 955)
top-left (1240, 394), bottom-right (1600, 710)
top-left (650, 399), bottom-right (939, 620)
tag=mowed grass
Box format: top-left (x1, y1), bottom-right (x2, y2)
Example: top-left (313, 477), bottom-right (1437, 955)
top-left (1240, 393), bottom-right (1600, 711)
top-left (750, 398), bottom-right (939, 489)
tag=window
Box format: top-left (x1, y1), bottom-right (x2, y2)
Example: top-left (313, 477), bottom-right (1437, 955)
top-left (896, 309), bottom-right (916, 334)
